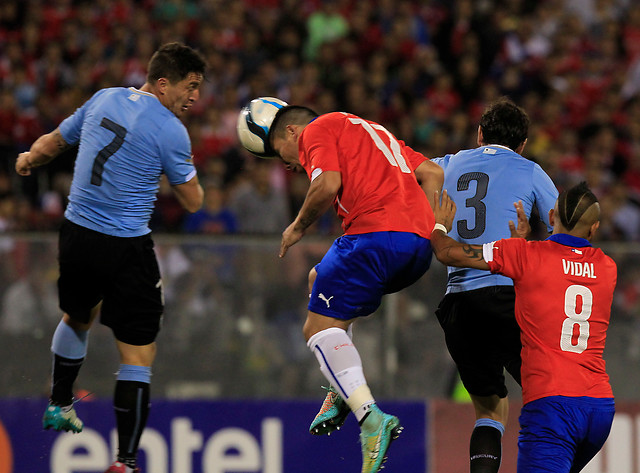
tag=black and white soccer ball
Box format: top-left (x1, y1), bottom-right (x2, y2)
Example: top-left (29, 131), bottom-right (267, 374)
top-left (237, 97), bottom-right (288, 158)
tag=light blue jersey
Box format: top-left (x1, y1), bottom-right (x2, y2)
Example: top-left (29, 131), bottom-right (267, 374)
top-left (60, 87), bottom-right (197, 237)
top-left (432, 145), bottom-right (558, 293)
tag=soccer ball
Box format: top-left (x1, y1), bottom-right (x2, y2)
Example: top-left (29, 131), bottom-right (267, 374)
top-left (237, 97), bottom-right (288, 158)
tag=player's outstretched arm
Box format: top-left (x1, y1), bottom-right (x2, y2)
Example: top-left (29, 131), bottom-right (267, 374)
top-left (280, 170), bottom-right (341, 258)
top-left (430, 190), bottom-right (489, 270)
top-left (16, 128), bottom-right (71, 176)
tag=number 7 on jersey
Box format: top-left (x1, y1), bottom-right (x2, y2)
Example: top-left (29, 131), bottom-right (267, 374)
top-left (91, 117), bottom-right (127, 186)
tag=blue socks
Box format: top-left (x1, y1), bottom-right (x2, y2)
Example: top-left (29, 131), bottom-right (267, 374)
top-left (115, 364), bottom-right (152, 468)
top-left (51, 320), bottom-right (88, 359)
top-left (117, 364), bottom-right (152, 383)
top-left (475, 418), bottom-right (505, 435)
top-left (50, 320), bottom-right (89, 406)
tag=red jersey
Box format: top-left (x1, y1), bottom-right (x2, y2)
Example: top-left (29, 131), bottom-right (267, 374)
top-left (485, 235), bottom-right (616, 405)
top-left (298, 112), bottom-right (434, 238)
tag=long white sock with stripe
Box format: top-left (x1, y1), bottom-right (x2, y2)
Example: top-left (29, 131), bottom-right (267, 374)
top-left (307, 327), bottom-right (375, 421)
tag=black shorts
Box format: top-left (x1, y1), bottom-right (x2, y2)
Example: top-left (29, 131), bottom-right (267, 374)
top-left (436, 286), bottom-right (521, 398)
top-left (58, 219), bottom-right (164, 345)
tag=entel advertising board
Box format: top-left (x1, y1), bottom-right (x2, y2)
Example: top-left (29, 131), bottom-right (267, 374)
top-left (0, 399), bottom-right (426, 473)
top-left (2, 398), bottom-right (638, 472)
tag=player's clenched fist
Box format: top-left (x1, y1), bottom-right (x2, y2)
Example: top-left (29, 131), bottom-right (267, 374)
top-left (16, 152), bottom-right (33, 176)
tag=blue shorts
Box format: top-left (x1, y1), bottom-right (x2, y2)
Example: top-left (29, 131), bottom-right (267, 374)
top-left (308, 231), bottom-right (432, 320)
top-left (518, 396), bottom-right (615, 473)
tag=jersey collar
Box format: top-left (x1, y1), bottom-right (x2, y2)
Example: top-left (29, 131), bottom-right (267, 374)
top-left (546, 233), bottom-right (592, 248)
top-left (128, 87), bottom-right (157, 99)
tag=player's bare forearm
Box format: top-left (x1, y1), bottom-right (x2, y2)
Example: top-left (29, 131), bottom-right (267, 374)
top-left (279, 171), bottom-right (340, 258)
top-left (16, 128), bottom-right (70, 176)
top-left (293, 171), bottom-right (340, 232)
top-left (430, 189), bottom-right (488, 269)
top-left (293, 206), bottom-right (321, 232)
top-left (431, 231), bottom-right (489, 270)
top-left (279, 206), bottom-right (323, 258)
top-left (30, 129), bottom-right (70, 164)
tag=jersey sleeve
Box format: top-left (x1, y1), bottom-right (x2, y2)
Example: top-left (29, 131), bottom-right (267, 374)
top-left (430, 154), bottom-right (453, 170)
top-left (398, 142), bottom-right (427, 171)
top-left (158, 119), bottom-right (197, 185)
top-left (484, 238), bottom-right (528, 281)
top-left (532, 164), bottom-right (558, 232)
top-left (58, 89), bottom-right (108, 145)
top-left (303, 120), bottom-right (341, 174)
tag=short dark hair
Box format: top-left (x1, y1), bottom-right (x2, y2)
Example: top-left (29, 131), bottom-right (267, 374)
top-left (557, 181), bottom-right (599, 231)
top-left (479, 98), bottom-right (529, 151)
top-left (147, 42), bottom-right (206, 84)
top-left (268, 105), bottom-right (319, 150)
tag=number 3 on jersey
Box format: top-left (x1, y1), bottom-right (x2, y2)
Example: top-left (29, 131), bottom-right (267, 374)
top-left (348, 117), bottom-right (411, 173)
top-left (91, 117), bottom-right (127, 186)
top-left (561, 284), bottom-right (592, 353)
top-left (457, 172), bottom-right (489, 239)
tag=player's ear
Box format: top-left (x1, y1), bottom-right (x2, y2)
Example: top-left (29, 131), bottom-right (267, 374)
top-left (588, 221), bottom-right (600, 240)
top-left (549, 208), bottom-right (555, 228)
top-left (285, 124), bottom-right (299, 140)
top-left (515, 138), bottom-right (527, 155)
top-left (476, 126), bottom-right (483, 146)
top-left (156, 78), bottom-right (168, 94)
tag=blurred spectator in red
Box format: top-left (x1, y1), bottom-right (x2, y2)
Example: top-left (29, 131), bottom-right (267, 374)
top-left (425, 72), bottom-right (461, 122)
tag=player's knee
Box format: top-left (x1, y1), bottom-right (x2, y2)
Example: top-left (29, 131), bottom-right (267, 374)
top-left (117, 341), bottom-right (156, 367)
top-left (302, 312), bottom-right (327, 341)
top-left (62, 313), bottom-right (92, 332)
top-left (471, 394), bottom-right (508, 423)
top-left (303, 312), bottom-right (351, 343)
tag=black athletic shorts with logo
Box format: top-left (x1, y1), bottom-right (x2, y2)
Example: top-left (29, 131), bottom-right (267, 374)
top-left (58, 219), bottom-right (164, 346)
top-left (436, 286), bottom-right (521, 398)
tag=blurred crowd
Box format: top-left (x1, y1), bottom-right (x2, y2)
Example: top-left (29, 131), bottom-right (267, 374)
top-left (1, 0), bottom-right (640, 241)
top-left (4, 0), bottom-right (640, 400)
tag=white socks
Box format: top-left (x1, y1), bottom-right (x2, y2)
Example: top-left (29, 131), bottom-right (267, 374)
top-left (307, 327), bottom-right (375, 421)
